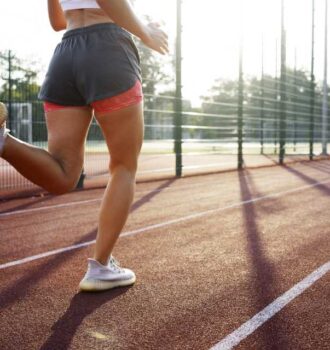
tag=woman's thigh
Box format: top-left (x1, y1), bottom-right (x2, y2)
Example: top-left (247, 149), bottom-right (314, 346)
top-left (94, 102), bottom-right (144, 173)
top-left (45, 107), bottom-right (93, 176)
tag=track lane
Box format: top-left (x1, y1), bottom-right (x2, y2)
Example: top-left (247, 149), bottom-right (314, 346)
top-left (1, 176), bottom-right (330, 270)
top-left (0, 161), bottom-right (329, 349)
top-left (0, 207), bottom-right (328, 350)
top-left (1, 161), bottom-right (330, 265)
top-left (233, 270), bottom-right (330, 350)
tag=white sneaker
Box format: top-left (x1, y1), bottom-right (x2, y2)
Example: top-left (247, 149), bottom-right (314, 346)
top-left (79, 256), bottom-right (136, 292)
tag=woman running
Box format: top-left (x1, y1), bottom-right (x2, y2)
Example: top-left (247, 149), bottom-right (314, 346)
top-left (0, 0), bottom-right (168, 291)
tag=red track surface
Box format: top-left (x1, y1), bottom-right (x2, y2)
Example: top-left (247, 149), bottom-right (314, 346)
top-left (0, 160), bottom-right (329, 349)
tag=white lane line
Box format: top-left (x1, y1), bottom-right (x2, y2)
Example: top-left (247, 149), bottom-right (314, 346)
top-left (209, 261), bottom-right (330, 350)
top-left (0, 241), bottom-right (93, 270)
top-left (0, 178), bottom-right (329, 270)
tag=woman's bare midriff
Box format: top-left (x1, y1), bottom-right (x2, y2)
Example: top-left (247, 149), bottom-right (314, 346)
top-left (64, 8), bottom-right (114, 30)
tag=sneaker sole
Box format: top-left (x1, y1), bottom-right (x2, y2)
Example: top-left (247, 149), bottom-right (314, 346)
top-left (79, 275), bottom-right (136, 292)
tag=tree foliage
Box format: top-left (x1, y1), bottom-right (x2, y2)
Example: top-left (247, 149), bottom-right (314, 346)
top-left (200, 68), bottom-right (326, 142)
top-left (0, 51), bottom-right (40, 101)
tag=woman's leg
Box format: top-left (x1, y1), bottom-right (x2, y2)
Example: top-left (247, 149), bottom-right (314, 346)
top-left (2, 108), bottom-right (93, 195)
top-left (93, 102), bottom-right (144, 265)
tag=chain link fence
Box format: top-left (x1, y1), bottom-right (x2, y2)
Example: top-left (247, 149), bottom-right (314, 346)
top-left (0, 0), bottom-right (329, 196)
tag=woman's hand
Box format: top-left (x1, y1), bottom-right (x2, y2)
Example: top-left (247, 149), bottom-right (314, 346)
top-left (97, 1), bottom-right (169, 55)
top-left (141, 22), bottom-right (169, 55)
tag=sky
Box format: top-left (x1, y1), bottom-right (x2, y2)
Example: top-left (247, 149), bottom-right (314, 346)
top-left (0, 0), bottom-right (328, 106)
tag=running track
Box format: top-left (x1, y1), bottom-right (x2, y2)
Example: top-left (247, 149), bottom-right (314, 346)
top-left (0, 160), bottom-right (329, 349)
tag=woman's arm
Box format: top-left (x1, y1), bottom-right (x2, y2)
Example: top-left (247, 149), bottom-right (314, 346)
top-left (48, 0), bottom-right (67, 31)
top-left (96, 0), bottom-right (168, 54)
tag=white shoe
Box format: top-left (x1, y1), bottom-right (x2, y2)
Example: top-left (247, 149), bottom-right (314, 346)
top-left (79, 256), bottom-right (136, 292)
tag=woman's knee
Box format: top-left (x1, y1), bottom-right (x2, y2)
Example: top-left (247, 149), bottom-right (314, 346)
top-left (47, 173), bottom-right (80, 195)
top-left (48, 180), bottom-right (78, 195)
top-left (46, 153), bottom-right (84, 194)
top-left (110, 159), bottom-right (138, 177)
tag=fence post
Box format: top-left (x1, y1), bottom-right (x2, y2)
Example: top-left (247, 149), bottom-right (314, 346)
top-left (309, 0), bottom-right (315, 160)
top-left (260, 35), bottom-right (265, 155)
top-left (321, 0), bottom-right (328, 155)
top-left (279, 0), bottom-right (287, 165)
top-left (174, 0), bottom-right (183, 176)
top-left (293, 49), bottom-right (298, 152)
top-left (238, 35), bottom-right (244, 169)
top-left (8, 50), bottom-right (13, 132)
top-left (274, 39), bottom-right (279, 154)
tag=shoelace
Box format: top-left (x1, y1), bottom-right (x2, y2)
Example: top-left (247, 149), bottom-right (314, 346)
top-left (109, 256), bottom-right (124, 272)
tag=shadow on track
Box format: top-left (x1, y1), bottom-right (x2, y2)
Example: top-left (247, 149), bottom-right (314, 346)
top-left (303, 160), bottom-right (330, 176)
top-left (0, 178), bottom-right (176, 348)
top-left (282, 163), bottom-right (330, 195)
top-left (39, 287), bottom-right (131, 350)
top-left (0, 194), bottom-right (54, 215)
top-left (262, 154), bottom-right (279, 165)
top-left (130, 178), bottom-right (176, 212)
top-left (0, 228), bottom-right (98, 310)
top-left (238, 169), bottom-right (289, 349)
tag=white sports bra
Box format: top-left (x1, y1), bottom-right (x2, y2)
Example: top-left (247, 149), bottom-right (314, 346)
top-left (59, 0), bottom-right (100, 11)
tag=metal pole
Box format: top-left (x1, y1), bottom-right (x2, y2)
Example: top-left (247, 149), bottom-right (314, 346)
top-left (293, 48), bottom-right (297, 152)
top-left (260, 34), bottom-right (265, 154)
top-left (279, 0), bottom-right (287, 164)
top-left (238, 33), bottom-right (244, 169)
top-left (8, 50), bottom-right (13, 132)
top-left (175, 0), bottom-right (183, 176)
top-left (309, 0), bottom-right (315, 160)
top-left (321, 0), bottom-right (328, 155)
top-left (274, 39), bottom-right (279, 154)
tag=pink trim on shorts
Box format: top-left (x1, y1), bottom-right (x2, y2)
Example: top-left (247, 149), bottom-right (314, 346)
top-left (43, 80), bottom-right (143, 114)
top-left (91, 80), bottom-right (143, 114)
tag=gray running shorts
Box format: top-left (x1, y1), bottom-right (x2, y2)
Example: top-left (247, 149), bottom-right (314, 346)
top-left (38, 23), bottom-right (142, 106)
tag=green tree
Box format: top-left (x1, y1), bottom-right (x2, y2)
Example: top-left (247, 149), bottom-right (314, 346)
top-left (0, 51), bottom-right (45, 141)
top-left (0, 51), bottom-right (40, 101)
top-left (201, 68), bottom-right (325, 143)
top-left (201, 79), bottom-right (239, 140)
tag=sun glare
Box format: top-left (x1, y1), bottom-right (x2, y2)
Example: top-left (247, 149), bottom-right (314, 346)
top-left (177, 0), bottom-right (323, 103)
